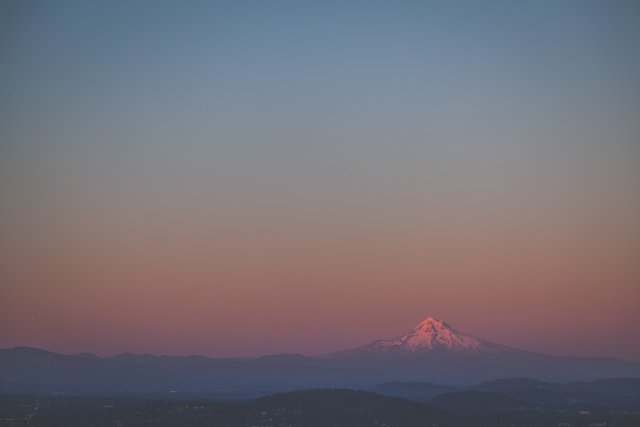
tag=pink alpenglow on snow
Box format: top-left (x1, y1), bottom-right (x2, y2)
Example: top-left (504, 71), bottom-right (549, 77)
top-left (329, 316), bottom-right (529, 357)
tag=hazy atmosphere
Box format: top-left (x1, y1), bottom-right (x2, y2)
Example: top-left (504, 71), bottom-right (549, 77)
top-left (1, 1), bottom-right (639, 360)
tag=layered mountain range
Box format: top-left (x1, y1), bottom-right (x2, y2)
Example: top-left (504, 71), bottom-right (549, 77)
top-left (2, 315), bottom-right (639, 394)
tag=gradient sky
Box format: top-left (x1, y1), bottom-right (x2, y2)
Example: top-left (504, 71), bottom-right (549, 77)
top-left (1, 1), bottom-right (639, 360)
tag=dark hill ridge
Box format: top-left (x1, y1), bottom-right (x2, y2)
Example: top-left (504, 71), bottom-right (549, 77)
top-left (372, 381), bottom-right (460, 401)
top-left (430, 390), bottom-right (527, 411)
top-left (475, 377), bottom-right (555, 391)
top-left (374, 377), bottom-right (640, 408)
top-left (248, 388), bottom-right (444, 415)
top-left (567, 377), bottom-right (640, 396)
top-left (473, 377), bottom-right (640, 399)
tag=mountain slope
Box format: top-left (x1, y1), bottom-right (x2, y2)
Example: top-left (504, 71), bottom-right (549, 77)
top-left (328, 316), bottom-right (528, 358)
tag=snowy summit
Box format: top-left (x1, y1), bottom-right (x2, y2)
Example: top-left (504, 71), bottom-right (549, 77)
top-left (329, 315), bottom-right (519, 357)
top-left (378, 316), bottom-right (484, 351)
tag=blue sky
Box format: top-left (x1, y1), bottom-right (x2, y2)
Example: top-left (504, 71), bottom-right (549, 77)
top-left (1, 1), bottom-right (640, 358)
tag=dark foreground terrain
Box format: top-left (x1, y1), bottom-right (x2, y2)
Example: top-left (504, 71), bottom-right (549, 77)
top-left (1, 386), bottom-right (640, 427)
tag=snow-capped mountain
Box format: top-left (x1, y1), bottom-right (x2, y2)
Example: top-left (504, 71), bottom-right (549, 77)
top-left (3, 318), bottom-right (640, 392)
top-left (329, 315), bottom-right (521, 357)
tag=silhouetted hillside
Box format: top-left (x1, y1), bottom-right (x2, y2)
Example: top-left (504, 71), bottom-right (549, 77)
top-left (569, 378), bottom-right (640, 398)
top-left (473, 377), bottom-right (640, 406)
top-left (475, 377), bottom-right (556, 391)
top-left (431, 391), bottom-right (527, 411)
top-left (372, 381), bottom-right (459, 401)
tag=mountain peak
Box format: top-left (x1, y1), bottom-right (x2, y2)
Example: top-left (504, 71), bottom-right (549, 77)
top-left (396, 316), bottom-right (484, 352)
top-left (414, 316), bottom-right (450, 331)
top-left (329, 315), bottom-right (513, 357)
